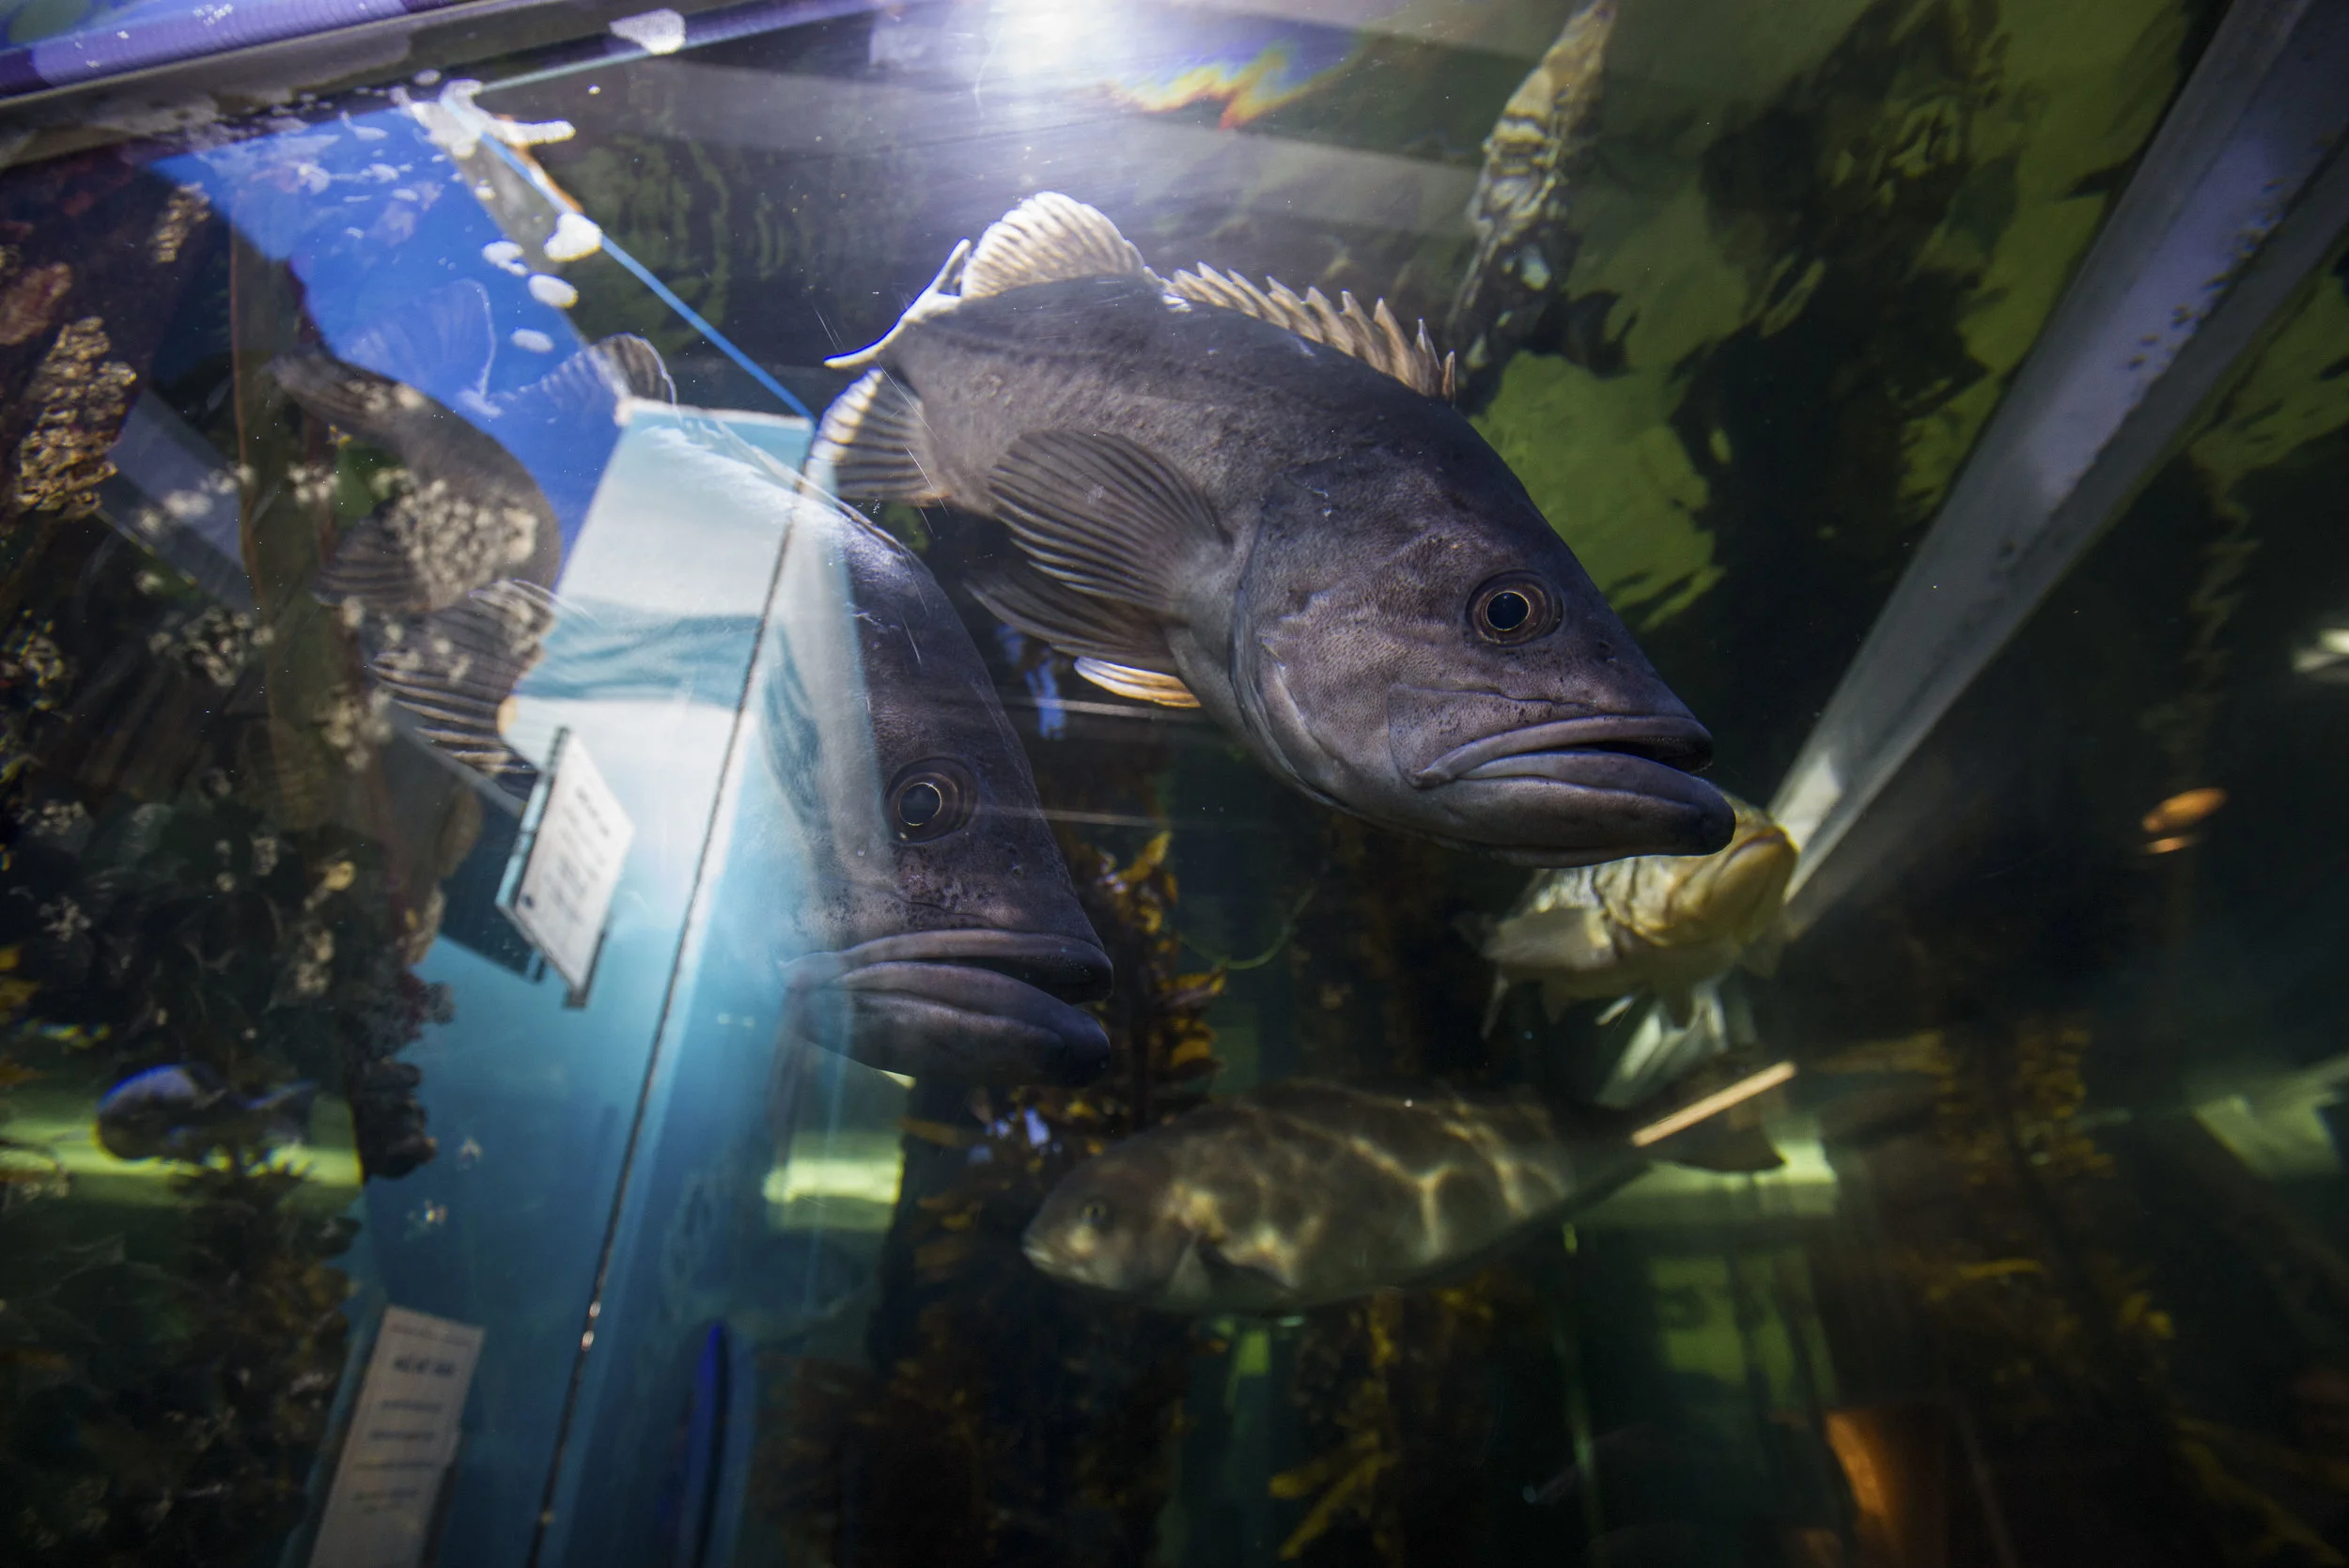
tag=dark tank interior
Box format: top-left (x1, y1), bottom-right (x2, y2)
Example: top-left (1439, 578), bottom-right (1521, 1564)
top-left (2, 1), bottom-right (2347, 1565)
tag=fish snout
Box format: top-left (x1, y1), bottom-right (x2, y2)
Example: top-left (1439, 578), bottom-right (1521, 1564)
top-left (1389, 691), bottom-right (1735, 861)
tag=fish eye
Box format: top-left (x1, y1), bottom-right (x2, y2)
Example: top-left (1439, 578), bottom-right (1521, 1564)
top-left (1079, 1199), bottom-right (1111, 1228)
top-left (886, 759), bottom-right (976, 842)
top-left (1469, 572), bottom-right (1560, 646)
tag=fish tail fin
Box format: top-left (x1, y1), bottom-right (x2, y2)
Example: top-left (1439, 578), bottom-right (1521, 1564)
top-left (810, 370), bottom-right (947, 504)
top-left (1480, 975), bottom-right (1509, 1038)
top-left (340, 278), bottom-right (496, 404)
top-left (966, 556), bottom-right (1196, 707)
top-left (502, 334), bottom-right (676, 432)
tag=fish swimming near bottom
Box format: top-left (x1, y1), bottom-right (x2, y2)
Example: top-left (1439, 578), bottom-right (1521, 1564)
top-left (1022, 1078), bottom-right (1779, 1314)
top-left (96, 1064), bottom-right (317, 1162)
top-left (1479, 792), bottom-right (1797, 1029)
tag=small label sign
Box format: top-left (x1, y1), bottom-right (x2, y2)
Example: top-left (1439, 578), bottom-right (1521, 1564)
top-left (506, 730), bottom-right (634, 998)
top-left (308, 1307), bottom-right (485, 1568)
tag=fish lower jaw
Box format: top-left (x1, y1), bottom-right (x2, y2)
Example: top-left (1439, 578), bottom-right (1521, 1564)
top-left (1408, 713), bottom-right (1717, 786)
top-left (1415, 768), bottom-right (1738, 863)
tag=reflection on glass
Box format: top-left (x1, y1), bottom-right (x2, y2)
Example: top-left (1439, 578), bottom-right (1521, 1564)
top-left (2, 1), bottom-right (2346, 1566)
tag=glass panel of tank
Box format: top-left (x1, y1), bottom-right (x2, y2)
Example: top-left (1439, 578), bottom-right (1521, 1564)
top-left (6, 0), bottom-right (2347, 1566)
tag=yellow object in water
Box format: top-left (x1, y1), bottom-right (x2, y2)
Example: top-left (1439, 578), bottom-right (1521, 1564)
top-left (1480, 793), bottom-right (1797, 1027)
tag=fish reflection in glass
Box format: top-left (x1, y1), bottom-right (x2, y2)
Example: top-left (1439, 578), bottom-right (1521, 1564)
top-left (94, 1063), bottom-right (317, 1162)
top-left (270, 281), bottom-right (674, 785)
top-left (815, 194), bottom-right (1731, 866)
top-left (1022, 1078), bottom-right (1779, 1314)
top-left (1478, 792), bottom-right (1797, 1028)
top-left (751, 461), bottom-right (1114, 1085)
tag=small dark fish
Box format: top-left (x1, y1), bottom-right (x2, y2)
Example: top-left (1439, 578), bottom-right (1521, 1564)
top-left (270, 295), bottom-right (673, 784)
top-left (1447, 0), bottom-right (1619, 403)
top-left (1022, 1079), bottom-right (1776, 1313)
top-left (739, 446), bottom-right (1112, 1084)
top-left (815, 193), bottom-right (1730, 867)
top-left (95, 1064), bottom-right (317, 1162)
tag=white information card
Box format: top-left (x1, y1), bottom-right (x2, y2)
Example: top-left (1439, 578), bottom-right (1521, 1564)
top-left (308, 1307), bottom-right (485, 1568)
top-left (506, 730), bottom-right (634, 997)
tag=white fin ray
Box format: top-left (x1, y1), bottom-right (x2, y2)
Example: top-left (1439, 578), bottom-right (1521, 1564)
top-left (962, 192), bottom-right (1156, 298)
top-left (1166, 265), bottom-right (1455, 400)
top-left (810, 369), bottom-right (946, 503)
top-left (1073, 658), bottom-right (1200, 708)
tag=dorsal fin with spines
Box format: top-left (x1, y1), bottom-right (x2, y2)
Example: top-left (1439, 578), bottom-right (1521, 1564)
top-left (1166, 265), bottom-right (1455, 400)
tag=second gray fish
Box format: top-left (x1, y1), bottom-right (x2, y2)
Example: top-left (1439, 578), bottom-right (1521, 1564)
top-left (746, 455), bottom-right (1114, 1085)
top-left (1023, 1078), bottom-right (1779, 1313)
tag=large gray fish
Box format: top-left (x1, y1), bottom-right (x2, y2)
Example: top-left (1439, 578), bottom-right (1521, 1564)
top-left (752, 460), bottom-right (1113, 1084)
top-left (814, 194), bottom-right (1731, 867)
top-left (1021, 1078), bottom-right (1778, 1313)
top-left (1481, 791), bottom-right (1797, 1028)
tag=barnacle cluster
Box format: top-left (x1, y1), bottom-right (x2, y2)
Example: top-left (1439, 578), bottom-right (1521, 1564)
top-left (146, 186), bottom-right (211, 268)
top-left (8, 318), bottom-right (136, 522)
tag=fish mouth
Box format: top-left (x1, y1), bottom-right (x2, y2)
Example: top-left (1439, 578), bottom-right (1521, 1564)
top-left (1411, 715), bottom-right (1716, 784)
top-left (782, 930), bottom-right (1113, 1085)
top-left (1409, 715), bottom-right (1734, 860)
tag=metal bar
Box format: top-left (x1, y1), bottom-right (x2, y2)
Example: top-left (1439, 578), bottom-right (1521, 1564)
top-left (1770, 0), bottom-right (2349, 932)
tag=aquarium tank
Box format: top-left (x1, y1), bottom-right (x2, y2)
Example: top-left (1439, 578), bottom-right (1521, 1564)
top-left (1, 0), bottom-right (2346, 1563)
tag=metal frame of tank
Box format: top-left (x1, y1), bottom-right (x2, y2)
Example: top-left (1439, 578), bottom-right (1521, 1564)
top-left (1771, 0), bottom-right (2349, 930)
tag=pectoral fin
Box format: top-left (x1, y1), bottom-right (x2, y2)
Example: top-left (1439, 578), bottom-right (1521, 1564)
top-left (502, 334), bottom-right (675, 429)
top-left (969, 556), bottom-right (1182, 665)
top-left (988, 429), bottom-right (1222, 613)
top-left (1073, 659), bottom-right (1201, 708)
top-left (811, 370), bottom-right (945, 504)
top-left (369, 579), bottom-right (556, 783)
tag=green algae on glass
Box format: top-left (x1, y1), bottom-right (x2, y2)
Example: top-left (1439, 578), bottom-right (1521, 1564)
top-left (1472, 0), bottom-right (2202, 636)
top-left (2185, 256), bottom-right (2349, 512)
top-left (1472, 350), bottom-right (1722, 630)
